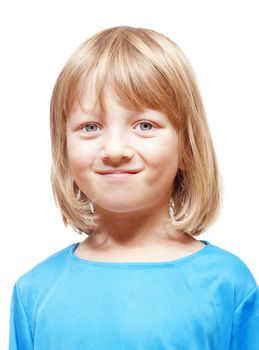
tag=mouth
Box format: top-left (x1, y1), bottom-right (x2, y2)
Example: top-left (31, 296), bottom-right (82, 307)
top-left (96, 170), bottom-right (140, 178)
top-left (97, 170), bottom-right (140, 175)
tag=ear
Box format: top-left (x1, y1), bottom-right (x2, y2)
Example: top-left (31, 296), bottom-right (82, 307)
top-left (178, 158), bottom-right (186, 171)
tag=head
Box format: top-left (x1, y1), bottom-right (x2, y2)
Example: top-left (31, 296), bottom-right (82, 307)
top-left (50, 25), bottom-right (221, 236)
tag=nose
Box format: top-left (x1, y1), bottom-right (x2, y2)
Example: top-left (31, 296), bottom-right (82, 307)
top-left (100, 133), bottom-right (134, 163)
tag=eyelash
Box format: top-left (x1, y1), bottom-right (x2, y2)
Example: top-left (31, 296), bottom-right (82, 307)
top-left (81, 121), bottom-right (156, 133)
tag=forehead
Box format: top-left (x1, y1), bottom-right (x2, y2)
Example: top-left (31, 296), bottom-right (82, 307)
top-left (69, 70), bottom-right (177, 128)
top-left (74, 67), bottom-right (170, 115)
top-left (74, 75), bottom-right (145, 117)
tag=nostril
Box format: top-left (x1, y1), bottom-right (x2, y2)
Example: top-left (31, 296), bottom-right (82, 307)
top-left (100, 147), bottom-right (134, 162)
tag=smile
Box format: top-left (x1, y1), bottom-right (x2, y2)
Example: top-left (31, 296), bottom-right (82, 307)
top-left (100, 172), bottom-right (138, 177)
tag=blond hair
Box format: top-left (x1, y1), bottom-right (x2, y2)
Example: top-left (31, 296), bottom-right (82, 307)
top-left (50, 26), bottom-right (222, 236)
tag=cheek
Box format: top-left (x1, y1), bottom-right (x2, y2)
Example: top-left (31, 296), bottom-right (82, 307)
top-left (147, 138), bottom-right (179, 171)
top-left (145, 139), bottom-right (179, 191)
top-left (67, 141), bottom-right (95, 177)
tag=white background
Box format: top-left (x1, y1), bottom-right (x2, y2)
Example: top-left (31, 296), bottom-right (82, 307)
top-left (1, 0), bottom-right (258, 347)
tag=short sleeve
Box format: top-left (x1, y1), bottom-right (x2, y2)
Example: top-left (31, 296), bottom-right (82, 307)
top-left (230, 286), bottom-right (259, 349)
top-left (9, 282), bottom-right (33, 350)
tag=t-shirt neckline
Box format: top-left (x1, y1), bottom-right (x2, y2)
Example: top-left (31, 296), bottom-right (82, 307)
top-left (69, 240), bottom-right (211, 269)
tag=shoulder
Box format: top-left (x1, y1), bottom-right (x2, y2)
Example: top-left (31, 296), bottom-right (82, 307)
top-left (205, 242), bottom-right (255, 280)
top-left (199, 241), bottom-right (257, 303)
top-left (15, 243), bottom-right (76, 300)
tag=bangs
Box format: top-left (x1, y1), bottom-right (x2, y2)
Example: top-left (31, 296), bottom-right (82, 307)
top-left (93, 45), bottom-right (175, 111)
top-left (72, 28), bottom-right (185, 128)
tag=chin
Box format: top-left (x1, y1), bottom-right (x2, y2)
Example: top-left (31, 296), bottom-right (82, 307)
top-left (95, 200), bottom-right (146, 214)
top-left (99, 206), bottom-right (137, 214)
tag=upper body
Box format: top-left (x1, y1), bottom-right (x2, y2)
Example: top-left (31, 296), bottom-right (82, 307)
top-left (10, 26), bottom-right (259, 350)
top-left (9, 240), bottom-right (259, 350)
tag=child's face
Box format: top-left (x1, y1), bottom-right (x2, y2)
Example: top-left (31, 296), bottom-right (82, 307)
top-left (66, 82), bottom-right (180, 215)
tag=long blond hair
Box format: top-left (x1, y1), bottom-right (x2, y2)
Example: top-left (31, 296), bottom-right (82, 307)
top-left (50, 26), bottom-right (222, 236)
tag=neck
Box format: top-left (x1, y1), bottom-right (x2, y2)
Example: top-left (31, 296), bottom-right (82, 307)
top-left (86, 204), bottom-right (183, 250)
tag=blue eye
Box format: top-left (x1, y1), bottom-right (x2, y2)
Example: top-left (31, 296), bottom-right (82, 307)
top-left (81, 121), bottom-right (155, 133)
top-left (135, 121), bottom-right (155, 132)
top-left (83, 123), bottom-right (101, 132)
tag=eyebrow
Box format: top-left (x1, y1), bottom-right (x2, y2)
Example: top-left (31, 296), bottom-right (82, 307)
top-left (71, 103), bottom-right (167, 125)
top-left (77, 106), bottom-right (141, 120)
top-left (79, 99), bottom-right (148, 115)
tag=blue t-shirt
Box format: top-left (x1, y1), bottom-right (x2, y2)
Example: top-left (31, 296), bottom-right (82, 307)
top-left (9, 241), bottom-right (259, 349)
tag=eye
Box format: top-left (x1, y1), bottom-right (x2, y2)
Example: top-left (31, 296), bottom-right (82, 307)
top-left (82, 123), bottom-right (101, 132)
top-left (134, 121), bottom-right (155, 132)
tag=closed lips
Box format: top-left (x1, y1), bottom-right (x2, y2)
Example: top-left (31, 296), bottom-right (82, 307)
top-left (97, 170), bottom-right (140, 174)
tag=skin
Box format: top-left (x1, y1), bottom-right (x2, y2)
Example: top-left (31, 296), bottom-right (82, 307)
top-left (66, 82), bottom-right (204, 262)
